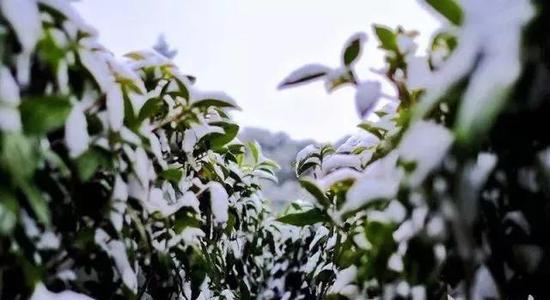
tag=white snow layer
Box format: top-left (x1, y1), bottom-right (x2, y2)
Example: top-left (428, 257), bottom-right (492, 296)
top-left (398, 121), bottom-right (453, 187)
top-left (65, 103), bottom-right (90, 158)
top-left (208, 181), bottom-right (229, 225)
top-left (30, 283), bottom-right (93, 300)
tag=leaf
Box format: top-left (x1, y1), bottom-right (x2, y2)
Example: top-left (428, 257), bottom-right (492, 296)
top-left (208, 121), bottom-right (239, 150)
top-left (426, 0), bottom-right (463, 26)
top-left (0, 133), bottom-right (38, 187)
top-left (300, 179), bottom-right (330, 207)
top-left (277, 208), bottom-right (330, 227)
top-left (20, 96), bottom-right (71, 135)
top-left (358, 122), bottom-right (386, 140)
top-left (247, 141), bottom-right (261, 164)
top-left (278, 64), bottom-right (331, 89)
top-left (0, 188), bottom-right (18, 235)
top-left (138, 97), bottom-right (162, 121)
top-left (21, 183), bottom-right (50, 225)
top-left (160, 168), bottom-right (183, 183)
top-left (75, 147), bottom-right (111, 182)
top-left (373, 25), bottom-right (398, 51)
top-left (342, 33), bottom-right (366, 66)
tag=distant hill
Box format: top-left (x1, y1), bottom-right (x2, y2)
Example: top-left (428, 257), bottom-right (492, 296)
top-left (239, 127), bottom-right (316, 211)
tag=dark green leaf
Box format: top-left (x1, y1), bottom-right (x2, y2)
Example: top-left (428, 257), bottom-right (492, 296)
top-left (342, 33), bottom-right (366, 66)
top-left (75, 147), bottom-right (110, 182)
top-left (160, 168), bottom-right (183, 183)
top-left (20, 96), bottom-right (71, 135)
top-left (300, 179), bottom-right (329, 207)
top-left (277, 208), bottom-right (330, 227)
top-left (426, 0), bottom-right (463, 26)
top-left (21, 183), bottom-right (50, 225)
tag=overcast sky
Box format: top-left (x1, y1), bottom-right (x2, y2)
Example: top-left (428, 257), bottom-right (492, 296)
top-left (75, 0), bottom-right (441, 142)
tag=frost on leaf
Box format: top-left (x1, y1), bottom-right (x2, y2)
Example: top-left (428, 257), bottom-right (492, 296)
top-left (278, 64), bottom-right (331, 89)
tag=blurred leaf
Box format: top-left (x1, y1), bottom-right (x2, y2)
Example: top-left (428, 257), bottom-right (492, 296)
top-left (300, 179), bottom-right (329, 207)
top-left (342, 33), bottom-right (366, 66)
top-left (160, 168), bottom-right (183, 183)
top-left (20, 96), bottom-right (71, 135)
top-left (21, 183), bottom-right (50, 225)
top-left (0, 188), bottom-right (18, 235)
top-left (1, 133), bottom-right (38, 187)
top-left (426, 0), bottom-right (463, 26)
top-left (277, 208), bottom-right (330, 226)
top-left (373, 25), bottom-right (398, 51)
top-left (75, 147), bottom-right (111, 182)
top-left (278, 64), bottom-right (330, 89)
top-left (138, 97), bottom-right (162, 121)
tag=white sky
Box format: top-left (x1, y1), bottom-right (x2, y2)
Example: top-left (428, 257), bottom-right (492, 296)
top-left (75, 0), bottom-right (441, 142)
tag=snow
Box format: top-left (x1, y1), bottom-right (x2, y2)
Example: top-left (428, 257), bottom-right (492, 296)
top-left (355, 81), bottom-right (382, 118)
top-left (397, 34), bottom-right (417, 55)
top-left (278, 64), bottom-right (331, 88)
top-left (110, 175), bottom-right (128, 231)
top-left (388, 253), bottom-right (404, 272)
top-left (65, 103), bottom-right (90, 158)
top-left (337, 135), bottom-right (377, 154)
top-left (208, 182), bottom-right (229, 225)
top-left (134, 147), bottom-right (153, 186)
top-left (317, 168), bottom-right (363, 191)
top-left (406, 56), bottom-right (431, 90)
top-left (190, 90), bottom-right (240, 110)
top-left (0, 107), bottom-right (22, 132)
top-left (180, 191), bottom-right (200, 213)
top-left (468, 152), bottom-right (497, 188)
top-left (37, 0), bottom-right (97, 35)
top-left (471, 265), bottom-right (499, 300)
top-left (182, 123), bottom-right (225, 153)
top-left (329, 266), bottom-right (358, 296)
top-left (1, 0), bottom-right (42, 85)
top-left (0, 67), bottom-right (21, 106)
top-left (79, 48), bottom-right (115, 92)
top-left (106, 83), bottom-right (124, 131)
top-left (398, 121), bottom-right (453, 187)
top-left (36, 231), bottom-right (61, 249)
top-left (308, 226), bottom-right (330, 251)
top-left (340, 152), bottom-right (402, 216)
top-left (30, 283), bottom-right (93, 300)
top-left (415, 0), bottom-right (534, 139)
top-left (296, 144), bottom-right (318, 163)
top-left (94, 229), bottom-right (137, 293)
top-left (322, 154), bottom-right (362, 173)
top-left (385, 200), bottom-right (407, 223)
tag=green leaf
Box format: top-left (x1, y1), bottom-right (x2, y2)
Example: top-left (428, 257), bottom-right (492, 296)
top-left (426, 0), bottom-right (463, 26)
top-left (358, 122), bottom-right (386, 140)
top-left (20, 96), bottom-right (71, 135)
top-left (21, 183), bottom-right (50, 225)
top-left (342, 33), bottom-right (366, 66)
top-left (0, 133), bottom-right (38, 187)
top-left (208, 122), bottom-right (239, 150)
top-left (75, 147), bottom-right (111, 182)
top-left (0, 188), bottom-right (18, 235)
top-left (247, 141), bottom-right (261, 164)
top-left (138, 97), bottom-right (162, 121)
top-left (277, 208), bottom-right (330, 227)
top-left (160, 168), bottom-right (183, 183)
top-left (300, 179), bottom-right (329, 207)
top-left (373, 25), bottom-right (398, 51)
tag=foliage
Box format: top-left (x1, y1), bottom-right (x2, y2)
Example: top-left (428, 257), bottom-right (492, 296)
top-left (274, 0), bottom-right (550, 299)
top-left (0, 1), bottom-right (280, 299)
